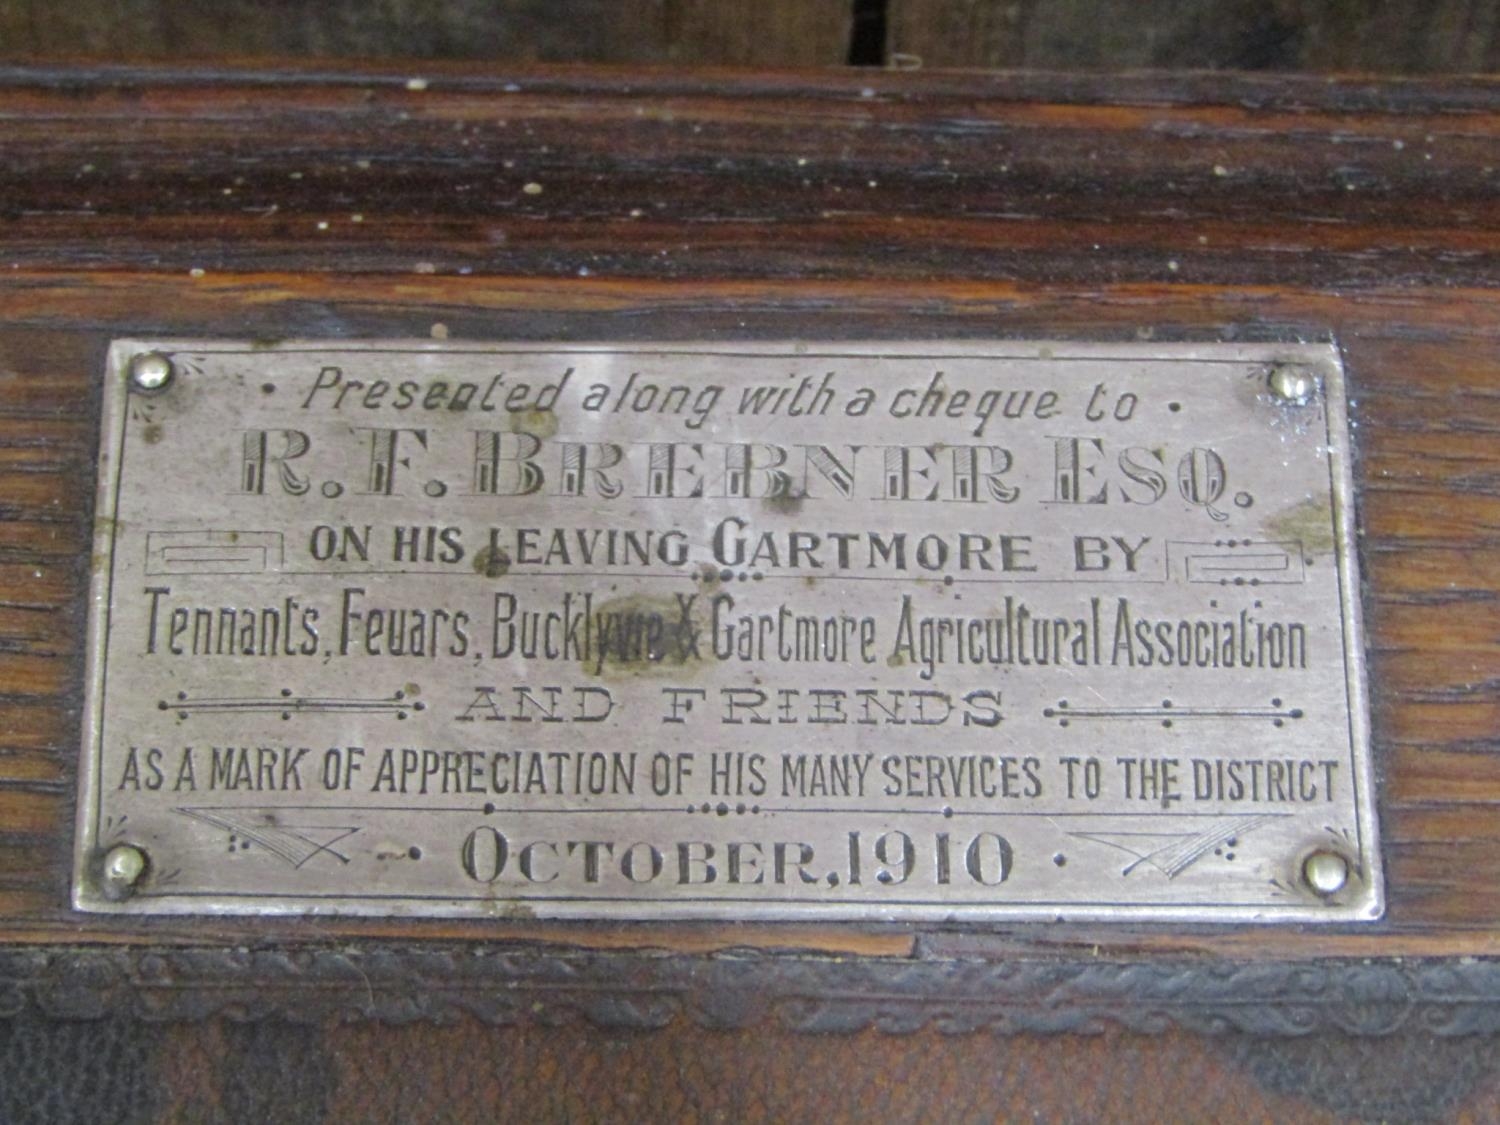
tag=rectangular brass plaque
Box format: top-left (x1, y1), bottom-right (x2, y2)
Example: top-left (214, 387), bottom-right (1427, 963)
top-left (76, 340), bottom-right (1382, 922)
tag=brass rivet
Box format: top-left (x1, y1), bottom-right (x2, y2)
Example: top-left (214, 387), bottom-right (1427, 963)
top-left (128, 352), bottom-right (174, 393)
top-left (1302, 850), bottom-right (1349, 896)
top-left (101, 843), bottom-right (148, 898)
top-left (1267, 363), bottom-right (1317, 405)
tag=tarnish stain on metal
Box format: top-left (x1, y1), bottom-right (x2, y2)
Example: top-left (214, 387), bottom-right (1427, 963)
top-left (1264, 496), bottom-right (1338, 557)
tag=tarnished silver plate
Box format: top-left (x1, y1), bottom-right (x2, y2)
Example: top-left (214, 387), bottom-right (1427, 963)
top-left (75, 340), bottom-right (1381, 922)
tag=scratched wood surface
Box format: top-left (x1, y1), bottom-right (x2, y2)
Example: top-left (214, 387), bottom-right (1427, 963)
top-left (0, 64), bottom-right (1497, 959)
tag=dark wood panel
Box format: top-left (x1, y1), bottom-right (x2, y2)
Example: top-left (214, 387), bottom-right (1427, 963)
top-left (4, 0), bottom-right (1498, 74)
top-left (0, 66), bottom-right (1493, 288)
top-left (887, 0), bottom-right (1500, 73)
top-left (0, 66), bottom-right (1495, 962)
top-left (0, 1), bottom-right (854, 67)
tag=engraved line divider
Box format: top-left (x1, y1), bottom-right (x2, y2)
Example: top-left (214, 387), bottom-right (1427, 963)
top-left (177, 347), bottom-right (1288, 363)
top-left (162, 688), bottom-right (425, 719)
top-left (1043, 698), bottom-right (1304, 726)
top-left (145, 529), bottom-right (285, 576)
top-left (182, 567), bottom-right (1172, 584)
top-left (1167, 539), bottom-right (1306, 586)
top-left (135, 890), bottom-right (1309, 910)
top-left (169, 804), bottom-right (1297, 819)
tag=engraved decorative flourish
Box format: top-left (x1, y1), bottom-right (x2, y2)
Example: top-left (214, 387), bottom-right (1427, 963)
top-left (1068, 814), bottom-right (1276, 878)
top-left (175, 807), bottom-right (360, 867)
top-left (161, 687), bottom-right (425, 721)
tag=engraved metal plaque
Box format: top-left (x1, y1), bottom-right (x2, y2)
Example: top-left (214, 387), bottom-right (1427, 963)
top-left (76, 340), bottom-right (1382, 922)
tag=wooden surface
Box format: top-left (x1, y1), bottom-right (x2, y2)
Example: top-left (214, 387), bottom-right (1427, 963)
top-left (0, 1), bottom-right (858, 67)
top-left (0, 64), bottom-right (1497, 963)
top-left (3, 0), bottom-right (1499, 73)
top-left (0, 1), bottom-right (855, 67)
top-left (885, 0), bottom-right (1500, 73)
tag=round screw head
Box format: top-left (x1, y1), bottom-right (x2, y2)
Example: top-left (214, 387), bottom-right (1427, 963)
top-left (1302, 849), bottom-right (1350, 896)
top-left (1267, 363), bottom-right (1317, 406)
top-left (101, 843), bottom-right (147, 898)
top-left (128, 352), bottom-right (174, 392)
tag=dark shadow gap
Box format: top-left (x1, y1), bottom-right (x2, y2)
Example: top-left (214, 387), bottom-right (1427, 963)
top-left (848, 0), bottom-right (887, 66)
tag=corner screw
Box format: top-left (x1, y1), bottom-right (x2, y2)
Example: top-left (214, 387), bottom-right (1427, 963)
top-left (1302, 849), bottom-right (1350, 897)
top-left (128, 352), bottom-right (175, 393)
top-left (1267, 363), bottom-right (1317, 406)
top-left (101, 843), bottom-right (148, 899)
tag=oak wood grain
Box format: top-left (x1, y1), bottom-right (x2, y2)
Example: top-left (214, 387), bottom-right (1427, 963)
top-left (0, 65), bottom-right (1496, 959)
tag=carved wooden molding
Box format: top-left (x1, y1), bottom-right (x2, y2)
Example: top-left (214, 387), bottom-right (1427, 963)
top-left (5, 948), bottom-right (1500, 1036)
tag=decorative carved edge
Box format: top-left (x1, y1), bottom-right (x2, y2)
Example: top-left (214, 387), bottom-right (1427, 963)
top-left (5, 947), bottom-right (1500, 1036)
